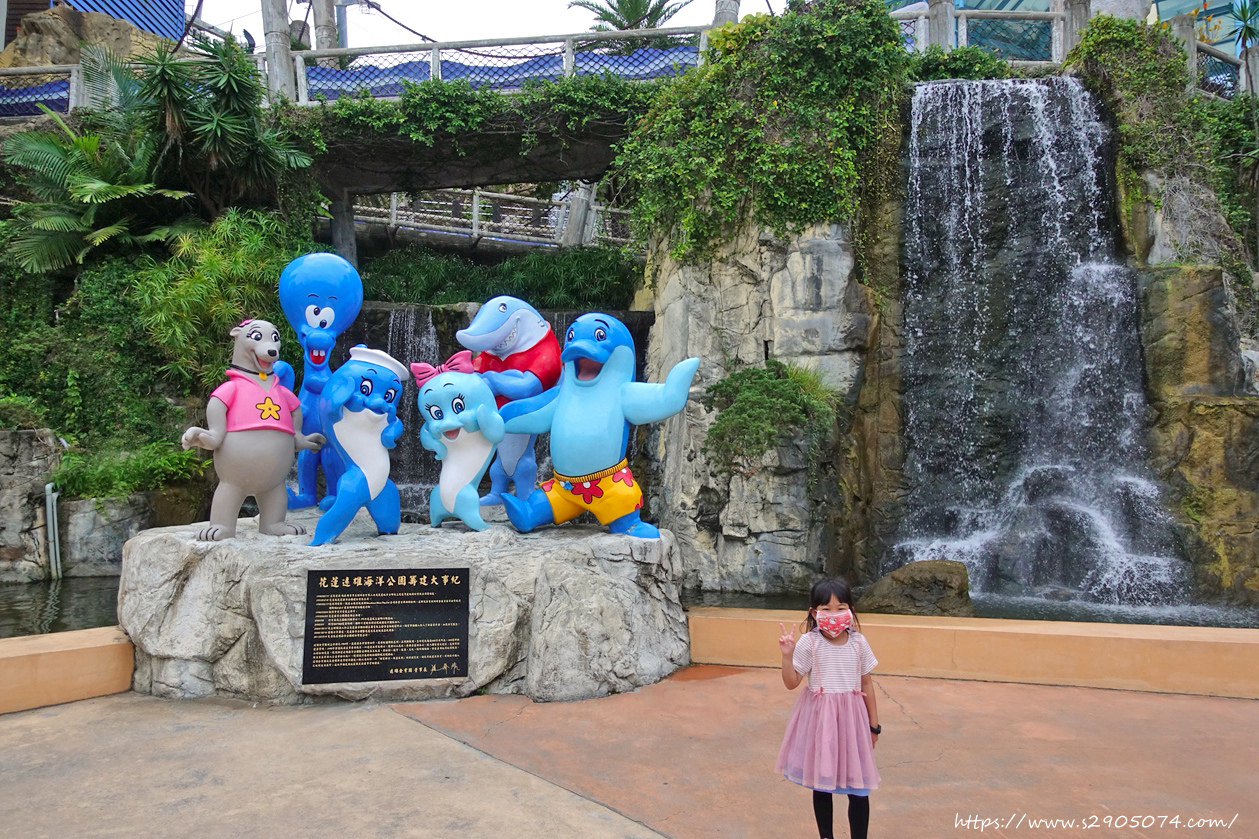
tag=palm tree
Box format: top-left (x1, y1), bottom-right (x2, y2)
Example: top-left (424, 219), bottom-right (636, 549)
top-left (1, 108), bottom-right (190, 272)
top-left (1230, 0), bottom-right (1259, 260)
top-left (568, 0), bottom-right (695, 31)
top-left (138, 37), bottom-right (312, 217)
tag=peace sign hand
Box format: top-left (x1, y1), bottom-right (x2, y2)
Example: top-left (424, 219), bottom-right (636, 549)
top-left (778, 622), bottom-right (798, 657)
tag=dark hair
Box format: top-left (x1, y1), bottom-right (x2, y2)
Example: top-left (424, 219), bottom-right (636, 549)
top-left (804, 577), bottom-right (860, 633)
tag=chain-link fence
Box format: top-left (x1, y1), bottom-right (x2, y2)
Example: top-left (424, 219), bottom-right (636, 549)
top-left (891, 11), bottom-right (926, 52)
top-left (590, 206), bottom-right (633, 246)
top-left (0, 67), bottom-right (75, 117)
top-left (571, 38), bottom-right (699, 80)
top-left (297, 27), bottom-right (704, 104)
top-left (965, 18), bottom-right (1053, 62)
top-left (1198, 49), bottom-right (1240, 99)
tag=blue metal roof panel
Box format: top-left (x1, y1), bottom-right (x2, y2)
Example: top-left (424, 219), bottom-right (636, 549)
top-left (62, 0), bottom-right (183, 40)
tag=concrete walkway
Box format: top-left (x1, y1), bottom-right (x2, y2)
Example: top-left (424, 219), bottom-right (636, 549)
top-left (2, 667), bottom-right (1255, 838)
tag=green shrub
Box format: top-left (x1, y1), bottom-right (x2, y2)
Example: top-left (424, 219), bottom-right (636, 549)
top-left (131, 208), bottom-right (323, 392)
top-left (361, 245), bottom-right (643, 310)
top-left (52, 443), bottom-right (205, 500)
top-left (1064, 16), bottom-right (1195, 174)
top-left (908, 45), bottom-right (1010, 82)
top-left (1067, 15), bottom-right (1258, 328)
top-left (280, 73), bottom-right (659, 161)
top-left (616, 0), bottom-right (908, 263)
top-left (0, 258), bottom-right (184, 446)
top-left (0, 395), bottom-right (47, 430)
top-left (701, 360), bottom-right (837, 477)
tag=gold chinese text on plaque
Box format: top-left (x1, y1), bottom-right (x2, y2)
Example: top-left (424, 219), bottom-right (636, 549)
top-left (301, 568), bottom-right (469, 684)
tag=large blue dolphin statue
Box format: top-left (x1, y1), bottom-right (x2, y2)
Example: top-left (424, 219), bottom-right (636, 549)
top-left (309, 346), bottom-right (406, 546)
top-left (501, 313), bottom-right (700, 538)
top-left (275, 253), bottom-right (364, 510)
top-left (456, 296), bottom-right (561, 505)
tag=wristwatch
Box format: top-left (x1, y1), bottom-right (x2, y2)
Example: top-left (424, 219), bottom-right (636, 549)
top-left (870, 724), bottom-right (882, 735)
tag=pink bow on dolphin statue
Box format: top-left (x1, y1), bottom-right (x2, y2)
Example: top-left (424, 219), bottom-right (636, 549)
top-left (411, 350), bottom-right (476, 387)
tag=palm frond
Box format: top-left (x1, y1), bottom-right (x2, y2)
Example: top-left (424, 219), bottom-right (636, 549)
top-left (27, 212), bottom-right (89, 233)
top-left (3, 131), bottom-right (77, 188)
top-left (9, 228), bottom-right (89, 272)
top-left (80, 44), bottom-right (145, 115)
top-left (67, 177), bottom-right (156, 204)
top-left (85, 220), bottom-right (132, 246)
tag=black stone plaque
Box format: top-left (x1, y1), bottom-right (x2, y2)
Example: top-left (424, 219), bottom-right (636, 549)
top-left (301, 568), bottom-right (469, 685)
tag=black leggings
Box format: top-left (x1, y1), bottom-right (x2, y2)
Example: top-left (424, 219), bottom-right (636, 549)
top-left (812, 790), bottom-right (869, 839)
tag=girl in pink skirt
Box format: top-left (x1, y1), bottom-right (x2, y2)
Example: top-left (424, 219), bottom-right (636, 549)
top-left (777, 578), bottom-right (881, 839)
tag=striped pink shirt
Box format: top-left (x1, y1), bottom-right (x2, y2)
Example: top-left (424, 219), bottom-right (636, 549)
top-left (793, 629), bottom-right (878, 693)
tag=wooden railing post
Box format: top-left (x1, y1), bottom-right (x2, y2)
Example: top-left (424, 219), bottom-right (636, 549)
top-left (1244, 45), bottom-right (1259, 94)
top-left (67, 64), bottom-right (83, 110)
top-left (1050, 0), bottom-right (1064, 63)
top-left (928, 0), bottom-right (953, 51)
top-left (1063, 0), bottom-right (1090, 58)
top-left (293, 53), bottom-right (309, 105)
top-left (261, 0), bottom-right (296, 100)
top-left (560, 183), bottom-right (594, 246)
top-left (713, 0), bottom-right (740, 27)
top-left (1170, 14), bottom-right (1198, 93)
top-left (329, 192), bottom-right (358, 268)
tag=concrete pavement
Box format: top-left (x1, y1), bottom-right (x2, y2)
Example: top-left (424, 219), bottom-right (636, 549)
top-left (2, 667), bottom-right (1255, 838)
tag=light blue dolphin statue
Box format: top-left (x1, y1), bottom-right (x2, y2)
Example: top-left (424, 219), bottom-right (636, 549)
top-left (413, 352), bottom-right (506, 532)
top-left (500, 313), bottom-right (699, 538)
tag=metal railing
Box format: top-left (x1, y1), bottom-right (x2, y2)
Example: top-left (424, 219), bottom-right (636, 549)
top-left (0, 5), bottom-right (1109, 116)
top-left (0, 64), bottom-right (80, 117)
top-left (291, 26), bottom-right (707, 105)
top-left (1168, 15), bottom-right (1246, 99)
top-left (353, 188), bottom-right (633, 248)
top-left (892, 2), bottom-right (1074, 64)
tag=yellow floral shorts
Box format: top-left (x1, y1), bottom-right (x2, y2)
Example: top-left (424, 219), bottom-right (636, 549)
top-left (541, 459), bottom-right (643, 525)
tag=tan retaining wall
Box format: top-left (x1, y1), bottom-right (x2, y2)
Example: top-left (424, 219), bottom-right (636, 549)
top-left (688, 608), bottom-right (1259, 699)
top-left (0, 627), bottom-right (133, 714)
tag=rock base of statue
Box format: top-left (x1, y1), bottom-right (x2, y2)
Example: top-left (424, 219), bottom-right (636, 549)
top-left (119, 510), bottom-right (689, 704)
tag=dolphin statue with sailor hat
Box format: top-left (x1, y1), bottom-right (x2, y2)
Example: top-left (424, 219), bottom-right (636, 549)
top-left (308, 345), bottom-right (407, 546)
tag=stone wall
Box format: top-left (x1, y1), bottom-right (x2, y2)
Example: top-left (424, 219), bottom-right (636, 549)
top-left (837, 300), bottom-right (906, 584)
top-left (0, 6), bottom-right (169, 69)
top-left (1139, 266), bottom-right (1259, 604)
top-left (58, 494), bottom-right (154, 577)
top-left (640, 221), bottom-right (876, 593)
top-left (0, 430), bottom-right (61, 582)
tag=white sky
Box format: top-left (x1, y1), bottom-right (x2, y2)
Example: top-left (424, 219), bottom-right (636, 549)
top-left (189, 0), bottom-right (789, 49)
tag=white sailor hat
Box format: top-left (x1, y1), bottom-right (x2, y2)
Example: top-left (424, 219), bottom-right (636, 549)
top-left (348, 345), bottom-right (409, 383)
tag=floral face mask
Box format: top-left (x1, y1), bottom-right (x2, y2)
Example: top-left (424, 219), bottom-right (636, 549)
top-left (815, 609), bottom-right (853, 638)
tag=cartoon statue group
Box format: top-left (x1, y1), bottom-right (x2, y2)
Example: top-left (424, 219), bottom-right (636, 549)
top-left (182, 254), bottom-right (700, 546)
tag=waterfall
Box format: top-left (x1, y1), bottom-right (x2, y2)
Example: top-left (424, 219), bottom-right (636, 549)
top-left (893, 78), bottom-right (1189, 606)
top-left (383, 306), bottom-right (442, 513)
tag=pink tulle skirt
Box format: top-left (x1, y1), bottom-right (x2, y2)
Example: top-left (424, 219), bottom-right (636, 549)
top-left (777, 688), bottom-right (881, 793)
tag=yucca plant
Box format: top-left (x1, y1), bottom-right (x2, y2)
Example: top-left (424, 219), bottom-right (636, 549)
top-left (1231, 0), bottom-right (1259, 259)
top-left (138, 37), bottom-right (312, 217)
